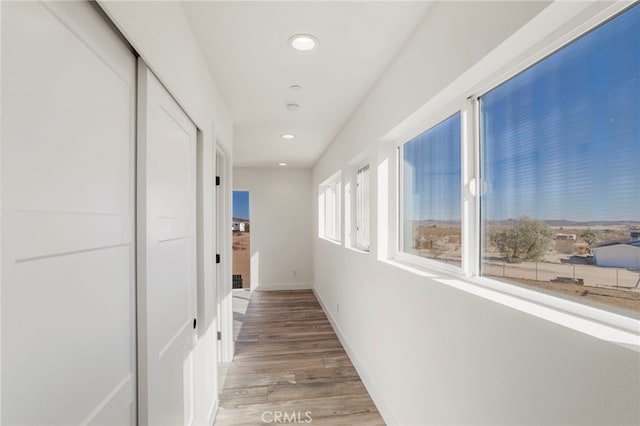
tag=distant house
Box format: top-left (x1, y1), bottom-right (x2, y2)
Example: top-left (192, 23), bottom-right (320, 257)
top-left (556, 233), bottom-right (577, 241)
top-left (630, 231), bottom-right (640, 241)
top-left (591, 241), bottom-right (640, 269)
top-left (232, 222), bottom-right (250, 232)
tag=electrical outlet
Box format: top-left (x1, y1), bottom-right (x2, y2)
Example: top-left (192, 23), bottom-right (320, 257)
top-left (293, 270), bottom-right (297, 277)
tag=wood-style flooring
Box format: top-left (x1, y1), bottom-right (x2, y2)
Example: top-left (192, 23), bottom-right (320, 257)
top-left (214, 290), bottom-right (385, 426)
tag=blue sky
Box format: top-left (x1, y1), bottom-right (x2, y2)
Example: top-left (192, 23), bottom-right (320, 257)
top-left (403, 5), bottom-right (639, 224)
top-left (481, 4), bottom-right (639, 222)
top-left (403, 113), bottom-right (461, 222)
top-left (233, 191), bottom-right (250, 220)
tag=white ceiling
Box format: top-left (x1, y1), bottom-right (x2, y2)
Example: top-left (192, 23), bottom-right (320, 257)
top-left (182, 1), bottom-right (432, 168)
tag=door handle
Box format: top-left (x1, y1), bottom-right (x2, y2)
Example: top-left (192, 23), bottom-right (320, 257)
top-left (193, 318), bottom-right (197, 330)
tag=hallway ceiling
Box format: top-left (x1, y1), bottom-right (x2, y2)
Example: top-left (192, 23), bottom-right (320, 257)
top-left (182, 1), bottom-right (432, 168)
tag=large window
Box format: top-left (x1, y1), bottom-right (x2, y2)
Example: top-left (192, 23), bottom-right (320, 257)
top-left (319, 172), bottom-right (342, 242)
top-left (401, 113), bottom-right (462, 266)
top-left (355, 165), bottom-right (370, 251)
top-left (480, 5), bottom-right (640, 312)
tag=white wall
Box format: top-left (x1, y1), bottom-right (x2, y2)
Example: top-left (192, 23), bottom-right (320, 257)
top-left (98, 2), bottom-right (232, 150)
top-left (96, 3), bottom-right (233, 425)
top-left (234, 168), bottom-right (313, 291)
top-left (312, 1), bottom-right (640, 425)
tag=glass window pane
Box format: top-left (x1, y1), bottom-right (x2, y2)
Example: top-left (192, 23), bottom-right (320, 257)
top-left (356, 165), bottom-right (370, 251)
top-left (481, 5), bottom-right (640, 313)
top-left (402, 113), bottom-right (462, 266)
top-left (319, 176), bottom-right (341, 242)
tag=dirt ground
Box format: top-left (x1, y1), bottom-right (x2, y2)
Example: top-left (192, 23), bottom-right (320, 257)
top-left (488, 275), bottom-right (640, 314)
top-left (408, 221), bottom-right (640, 313)
top-left (232, 231), bottom-right (250, 288)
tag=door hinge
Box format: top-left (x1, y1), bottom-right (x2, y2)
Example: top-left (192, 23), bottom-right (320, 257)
top-left (217, 331), bottom-right (222, 341)
top-left (216, 254), bottom-right (221, 264)
top-left (216, 176), bottom-right (221, 186)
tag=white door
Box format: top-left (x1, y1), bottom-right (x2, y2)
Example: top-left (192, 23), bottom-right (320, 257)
top-left (137, 61), bottom-right (198, 426)
top-left (1, 1), bottom-right (136, 424)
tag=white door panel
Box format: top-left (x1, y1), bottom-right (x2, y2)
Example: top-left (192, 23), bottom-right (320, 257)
top-left (11, 210), bottom-right (131, 261)
top-left (138, 61), bottom-right (197, 426)
top-left (1, 1), bottom-right (136, 425)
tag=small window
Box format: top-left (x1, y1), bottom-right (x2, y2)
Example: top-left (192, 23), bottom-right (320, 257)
top-left (355, 165), bottom-right (370, 251)
top-left (400, 113), bottom-right (462, 266)
top-left (319, 172), bottom-right (342, 242)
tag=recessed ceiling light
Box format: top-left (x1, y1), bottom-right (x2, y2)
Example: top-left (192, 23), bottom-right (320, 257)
top-left (286, 103), bottom-right (300, 112)
top-left (281, 134), bottom-right (295, 140)
top-left (289, 84), bottom-right (301, 91)
top-left (278, 162), bottom-right (288, 166)
top-left (288, 34), bottom-right (317, 51)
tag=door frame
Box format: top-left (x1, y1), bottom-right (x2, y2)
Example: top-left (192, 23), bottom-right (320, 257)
top-left (215, 142), bottom-right (234, 363)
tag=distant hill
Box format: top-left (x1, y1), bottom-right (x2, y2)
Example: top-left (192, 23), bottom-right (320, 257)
top-left (233, 217), bottom-right (250, 223)
top-left (485, 219), bottom-right (640, 227)
top-left (543, 219), bottom-right (640, 227)
top-left (412, 220), bottom-right (461, 227)
top-left (409, 218), bottom-right (640, 227)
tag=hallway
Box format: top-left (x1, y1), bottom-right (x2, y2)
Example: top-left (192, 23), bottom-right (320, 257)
top-left (215, 291), bottom-right (384, 425)
top-left (3, 2), bottom-right (639, 424)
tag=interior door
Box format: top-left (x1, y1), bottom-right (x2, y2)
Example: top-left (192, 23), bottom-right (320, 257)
top-left (137, 61), bottom-right (198, 426)
top-left (1, 1), bottom-right (136, 424)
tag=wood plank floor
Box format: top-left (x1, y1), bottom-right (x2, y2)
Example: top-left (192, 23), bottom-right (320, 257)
top-left (214, 290), bottom-right (385, 426)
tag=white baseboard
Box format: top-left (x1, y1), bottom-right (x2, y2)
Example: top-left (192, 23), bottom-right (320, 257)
top-left (253, 282), bottom-right (313, 291)
top-left (201, 391), bottom-right (220, 426)
top-left (312, 288), bottom-right (400, 426)
top-left (207, 398), bottom-right (219, 425)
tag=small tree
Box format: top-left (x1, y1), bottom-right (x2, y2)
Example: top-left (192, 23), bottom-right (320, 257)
top-left (580, 228), bottom-right (599, 245)
top-left (490, 216), bottom-right (553, 263)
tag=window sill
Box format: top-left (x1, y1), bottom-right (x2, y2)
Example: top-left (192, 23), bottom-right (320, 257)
top-left (319, 236), bottom-right (342, 246)
top-left (385, 256), bottom-right (640, 352)
top-left (346, 245), bottom-right (370, 255)
top-left (394, 251), bottom-right (463, 276)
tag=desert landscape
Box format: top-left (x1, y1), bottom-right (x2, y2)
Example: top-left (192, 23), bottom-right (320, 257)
top-left (232, 218), bottom-right (251, 289)
top-left (407, 219), bottom-right (640, 313)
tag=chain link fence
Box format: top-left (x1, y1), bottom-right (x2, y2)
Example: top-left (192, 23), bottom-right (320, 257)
top-left (483, 261), bottom-right (640, 290)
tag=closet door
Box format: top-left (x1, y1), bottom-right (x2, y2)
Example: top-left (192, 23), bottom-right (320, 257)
top-left (1, 1), bottom-right (136, 424)
top-left (137, 61), bottom-right (198, 426)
